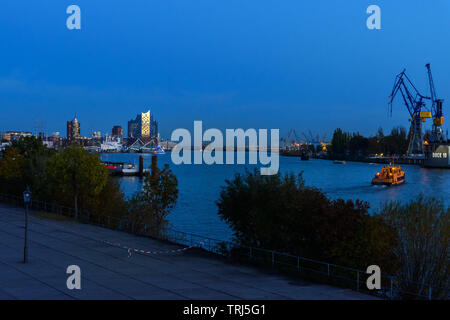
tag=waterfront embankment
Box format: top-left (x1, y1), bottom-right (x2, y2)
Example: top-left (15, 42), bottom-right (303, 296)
top-left (0, 202), bottom-right (375, 300)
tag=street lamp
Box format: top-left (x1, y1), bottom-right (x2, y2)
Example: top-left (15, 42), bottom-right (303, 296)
top-left (23, 187), bottom-right (31, 263)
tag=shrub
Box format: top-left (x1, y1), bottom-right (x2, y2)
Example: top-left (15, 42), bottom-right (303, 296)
top-left (217, 169), bottom-right (397, 272)
top-left (379, 195), bottom-right (449, 299)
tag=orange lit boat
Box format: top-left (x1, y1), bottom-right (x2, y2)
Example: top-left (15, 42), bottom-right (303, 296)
top-left (371, 159), bottom-right (405, 186)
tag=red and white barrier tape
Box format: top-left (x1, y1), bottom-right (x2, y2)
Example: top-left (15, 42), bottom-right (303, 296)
top-left (103, 240), bottom-right (204, 258)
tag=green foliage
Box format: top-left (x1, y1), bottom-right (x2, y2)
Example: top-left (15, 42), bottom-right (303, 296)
top-left (44, 145), bottom-right (108, 218)
top-left (216, 169), bottom-right (397, 271)
top-left (0, 136), bottom-right (54, 194)
top-left (128, 163), bottom-right (178, 235)
top-left (317, 199), bottom-right (397, 271)
top-left (0, 147), bottom-right (27, 194)
top-left (379, 196), bottom-right (449, 299)
top-left (347, 133), bottom-right (369, 156)
top-left (379, 126), bottom-right (408, 155)
top-left (331, 126), bottom-right (409, 157)
top-left (85, 177), bottom-right (128, 221)
top-left (331, 128), bottom-right (351, 154)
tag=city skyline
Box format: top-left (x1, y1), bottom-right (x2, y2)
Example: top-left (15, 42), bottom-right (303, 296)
top-left (0, 1), bottom-right (448, 304)
top-left (1, 1), bottom-right (449, 139)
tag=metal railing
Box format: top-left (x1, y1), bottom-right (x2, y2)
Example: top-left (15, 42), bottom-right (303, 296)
top-left (0, 192), bottom-right (446, 300)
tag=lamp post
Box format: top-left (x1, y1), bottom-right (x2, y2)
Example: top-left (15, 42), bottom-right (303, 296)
top-left (23, 187), bottom-right (31, 263)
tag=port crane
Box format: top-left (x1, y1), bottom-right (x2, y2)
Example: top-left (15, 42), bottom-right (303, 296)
top-left (425, 63), bottom-right (445, 142)
top-left (388, 69), bottom-right (431, 156)
top-left (281, 128), bottom-right (302, 148)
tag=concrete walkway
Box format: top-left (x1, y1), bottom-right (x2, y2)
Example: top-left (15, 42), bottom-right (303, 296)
top-left (0, 203), bottom-right (376, 300)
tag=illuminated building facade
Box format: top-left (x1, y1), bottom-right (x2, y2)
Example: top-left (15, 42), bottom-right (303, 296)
top-left (128, 110), bottom-right (158, 139)
top-left (67, 117), bottom-right (80, 141)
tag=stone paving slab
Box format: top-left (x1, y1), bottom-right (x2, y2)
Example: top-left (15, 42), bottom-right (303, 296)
top-left (0, 203), bottom-right (377, 300)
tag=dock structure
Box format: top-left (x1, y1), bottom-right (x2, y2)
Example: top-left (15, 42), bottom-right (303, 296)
top-left (102, 155), bottom-right (161, 177)
top-left (102, 155), bottom-right (147, 176)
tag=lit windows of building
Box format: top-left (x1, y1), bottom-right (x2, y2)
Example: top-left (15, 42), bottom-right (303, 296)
top-left (67, 117), bottom-right (81, 141)
top-left (127, 110), bottom-right (155, 139)
top-left (141, 111), bottom-right (150, 137)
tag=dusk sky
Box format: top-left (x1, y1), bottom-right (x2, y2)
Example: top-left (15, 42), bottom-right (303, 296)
top-left (1, 1), bottom-right (449, 140)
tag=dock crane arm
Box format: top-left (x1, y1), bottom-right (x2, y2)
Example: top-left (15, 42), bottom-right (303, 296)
top-left (388, 68), bottom-right (432, 155)
top-left (388, 70), bottom-right (430, 118)
top-left (425, 63), bottom-right (445, 142)
top-left (426, 64), bottom-right (438, 111)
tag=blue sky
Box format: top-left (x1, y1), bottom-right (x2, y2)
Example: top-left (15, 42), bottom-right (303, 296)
top-left (0, 0), bottom-right (449, 139)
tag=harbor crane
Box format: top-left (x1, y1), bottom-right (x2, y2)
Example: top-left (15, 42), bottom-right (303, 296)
top-left (388, 68), bottom-right (431, 156)
top-left (425, 63), bottom-right (445, 142)
top-left (281, 128), bottom-right (302, 148)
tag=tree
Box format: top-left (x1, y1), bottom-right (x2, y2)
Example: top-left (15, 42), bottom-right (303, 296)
top-left (347, 133), bottom-right (369, 157)
top-left (0, 147), bottom-right (27, 194)
top-left (380, 126), bottom-right (408, 155)
top-left (331, 128), bottom-right (351, 155)
top-left (45, 145), bottom-right (108, 219)
top-left (128, 163), bottom-right (178, 235)
top-left (85, 176), bottom-right (128, 224)
top-left (317, 199), bottom-right (397, 271)
top-left (0, 136), bottom-right (54, 195)
top-left (367, 136), bottom-right (380, 155)
top-left (216, 169), bottom-right (397, 270)
top-left (376, 127), bottom-right (384, 140)
top-left (379, 196), bottom-right (449, 299)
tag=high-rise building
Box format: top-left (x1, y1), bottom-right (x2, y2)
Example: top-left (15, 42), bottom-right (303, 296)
top-left (128, 110), bottom-right (155, 139)
top-left (67, 117), bottom-right (80, 141)
top-left (141, 111), bottom-right (150, 137)
top-left (128, 120), bottom-right (138, 139)
top-left (150, 113), bottom-right (158, 138)
top-left (112, 125), bottom-right (123, 139)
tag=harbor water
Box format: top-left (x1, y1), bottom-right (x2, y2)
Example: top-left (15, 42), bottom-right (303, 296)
top-left (101, 152), bottom-right (450, 241)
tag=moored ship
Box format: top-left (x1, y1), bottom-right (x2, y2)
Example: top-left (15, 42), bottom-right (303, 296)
top-left (424, 142), bottom-right (450, 168)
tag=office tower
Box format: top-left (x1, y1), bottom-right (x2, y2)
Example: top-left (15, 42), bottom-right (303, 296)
top-left (67, 117), bottom-right (80, 141)
top-left (150, 113), bottom-right (158, 138)
top-left (112, 125), bottom-right (123, 138)
top-left (127, 110), bottom-right (151, 139)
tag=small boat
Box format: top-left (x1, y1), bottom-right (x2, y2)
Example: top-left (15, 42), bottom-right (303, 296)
top-left (371, 159), bottom-right (405, 186)
top-left (333, 160), bottom-right (346, 164)
top-left (300, 150), bottom-right (309, 161)
top-left (152, 145), bottom-right (166, 155)
top-left (122, 163), bottom-right (139, 176)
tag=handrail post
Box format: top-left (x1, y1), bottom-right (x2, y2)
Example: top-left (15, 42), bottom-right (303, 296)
top-left (327, 264), bottom-right (330, 277)
top-left (428, 286), bottom-right (432, 300)
top-left (356, 271), bottom-right (360, 291)
top-left (390, 277), bottom-right (393, 298)
top-left (249, 247), bottom-right (252, 260)
top-left (271, 251), bottom-right (274, 267)
top-left (297, 256), bottom-right (300, 271)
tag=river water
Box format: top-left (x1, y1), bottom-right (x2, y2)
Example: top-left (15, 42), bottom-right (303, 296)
top-left (100, 152), bottom-right (450, 241)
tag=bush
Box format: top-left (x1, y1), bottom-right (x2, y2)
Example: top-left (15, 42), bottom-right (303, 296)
top-left (127, 163), bottom-right (178, 235)
top-left (216, 169), bottom-right (397, 272)
top-left (379, 195), bottom-right (449, 299)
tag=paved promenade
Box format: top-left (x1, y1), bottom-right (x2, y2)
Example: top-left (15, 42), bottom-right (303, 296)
top-left (0, 203), bottom-right (376, 300)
